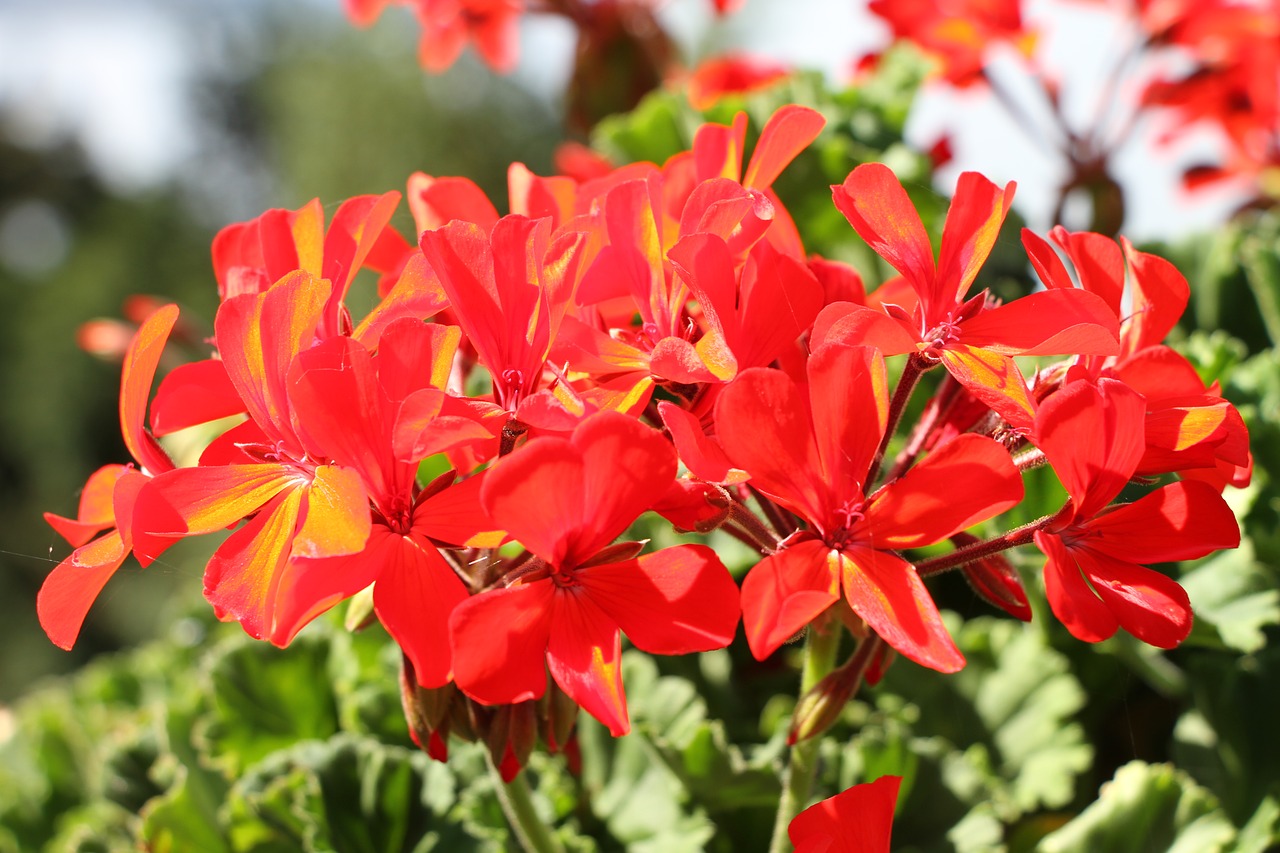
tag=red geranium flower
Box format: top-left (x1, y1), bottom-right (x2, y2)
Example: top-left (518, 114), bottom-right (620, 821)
top-left (789, 775), bottom-right (902, 853)
top-left (449, 411), bottom-right (740, 735)
top-left (716, 343), bottom-right (1023, 672)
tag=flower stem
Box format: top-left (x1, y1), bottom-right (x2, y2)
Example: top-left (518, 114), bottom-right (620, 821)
top-left (728, 499), bottom-right (781, 554)
top-left (768, 619), bottom-right (843, 853)
top-left (915, 512), bottom-right (1059, 577)
top-left (869, 354), bottom-right (928, 486)
top-left (487, 754), bottom-right (565, 853)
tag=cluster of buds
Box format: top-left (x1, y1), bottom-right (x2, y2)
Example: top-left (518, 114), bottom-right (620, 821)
top-left (41, 103), bottom-right (1246, 777)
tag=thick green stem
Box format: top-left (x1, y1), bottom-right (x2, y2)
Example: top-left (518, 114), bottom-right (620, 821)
top-left (487, 754), bottom-right (564, 853)
top-left (768, 621), bottom-right (842, 853)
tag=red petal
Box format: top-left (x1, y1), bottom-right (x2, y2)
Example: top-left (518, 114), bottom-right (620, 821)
top-left (832, 164), bottom-right (935, 299)
top-left (322, 191), bottom-right (401, 293)
top-left (936, 172), bottom-right (1015, 309)
top-left (582, 544), bottom-right (739, 655)
top-left (808, 344), bottom-right (887, 504)
top-left (1073, 546), bottom-right (1192, 648)
top-left (1081, 480), bottom-right (1239, 563)
top-left (840, 546), bottom-right (964, 673)
top-left (740, 540), bottom-right (840, 661)
top-left (716, 368), bottom-right (827, 525)
top-left (958, 289), bottom-right (1119, 356)
top-left (374, 531), bottom-right (470, 688)
top-left (810, 302), bottom-right (919, 355)
top-left (1036, 530), bottom-right (1119, 644)
top-left (353, 253), bottom-right (451, 349)
top-left (742, 104), bottom-right (825, 190)
top-left (1035, 378), bottom-right (1147, 519)
top-left (415, 470), bottom-right (505, 549)
top-left (203, 487), bottom-right (306, 641)
top-left (450, 581), bottom-right (554, 705)
top-left (547, 591), bottom-right (628, 736)
top-left (866, 434), bottom-right (1022, 549)
top-left (572, 411), bottom-right (677, 557)
top-left (37, 531), bottom-right (128, 650)
top-left (658, 401), bottom-right (746, 484)
top-left (789, 775), bottom-right (902, 853)
top-left (291, 465), bottom-right (371, 560)
top-left (407, 172), bottom-right (499, 235)
top-left (1123, 238), bottom-right (1189, 355)
top-left (1022, 227), bottom-right (1075, 290)
top-left (938, 346), bottom-right (1036, 432)
top-left (1051, 227), bottom-right (1124, 314)
top-left (481, 437), bottom-right (584, 563)
top-left (45, 464), bottom-right (130, 547)
top-left (289, 336), bottom-right (391, 496)
top-left (120, 303), bottom-right (178, 475)
top-left (149, 358), bottom-right (245, 437)
top-left (215, 270), bottom-right (330, 452)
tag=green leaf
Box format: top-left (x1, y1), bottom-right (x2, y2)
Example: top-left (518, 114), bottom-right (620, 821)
top-left (1181, 541), bottom-right (1280, 654)
top-left (196, 632), bottom-right (343, 777)
top-left (622, 652), bottom-right (780, 813)
top-left (1036, 762), bottom-right (1236, 853)
top-left (1234, 795), bottom-right (1280, 853)
top-left (223, 734), bottom-right (466, 853)
top-left (880, 617), bottom-right (1092, 818)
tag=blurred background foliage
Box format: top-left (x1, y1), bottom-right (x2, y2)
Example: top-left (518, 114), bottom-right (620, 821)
top-left (2, 0), bottom-right (1280, 850)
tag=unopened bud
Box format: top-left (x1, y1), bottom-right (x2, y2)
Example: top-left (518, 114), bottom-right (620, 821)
top-left (789, 637), bottom-right (884, 744)
top-left (544, 682), bottom-right (580, 754)
top-left (344, 585), bottom-right (377, 632)
top-left (953, 532), bottom-right (1031, 621)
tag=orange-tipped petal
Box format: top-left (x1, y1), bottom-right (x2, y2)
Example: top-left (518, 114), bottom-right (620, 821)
top-left (840, 546), bottom-right (964, 673)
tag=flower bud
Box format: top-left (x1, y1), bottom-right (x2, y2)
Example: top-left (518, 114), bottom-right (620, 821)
top-left (953, 532), bottom-right (1031, 621)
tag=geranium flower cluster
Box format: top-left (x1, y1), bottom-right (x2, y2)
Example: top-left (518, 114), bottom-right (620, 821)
top-left (41, 105), bottom-right (1245, 780)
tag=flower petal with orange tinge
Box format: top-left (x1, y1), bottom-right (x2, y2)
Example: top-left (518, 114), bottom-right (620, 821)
top-left (1050, 226), bottom-right (1125, 313)
top-left (547, 591), bottom-right (629, 737)
top-left (742, 104), bottom-right (825, 190)
top-left (149, 358), bottom-right (244, 437)
top-left (959, 288), bottom-right (1119, 356)
top-left (741, 540), bottom-right (840, 661)
top-left (215, 270), bottom-right (330, 453)
top-left (865, 433), bottom-right (1021, 549)
top-left (833, 164), bottom-right (935, 296)
top-left (321, 191), bottom-right (401, 294)
top-left (1037, 530), bottom-right (1119, 644)
top-left (291, 465), bottom-right (371, 560)
top-left (938, 346), bottom-right (1036, 431)
top-left (203, 488), bottom-right (306, 641)
top-left (450, 581), bottom-right (555, 706)
top-left (373, 530), bottom-right (469, 689)
top-left (1072, 546), bottom-right (1192, 649)
top-left (840, 546), bottom-right (964, 673)
top-left (583, 544), bottom-right (739, 655)
top-left (120, 303), bottom-right (178, 476)
top-left (1081, 480), bottom-right (1240, 564)
top-left (649, 337), bottom-right (721, 384)
top-left (353, 254), bottom-right (451, 349)
top-left (38, 532), bottom-right (128, 651)
top-left (936, 172), bottom-right (1016, 308)
top-left (44, 464), bottom-right (130, 547)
